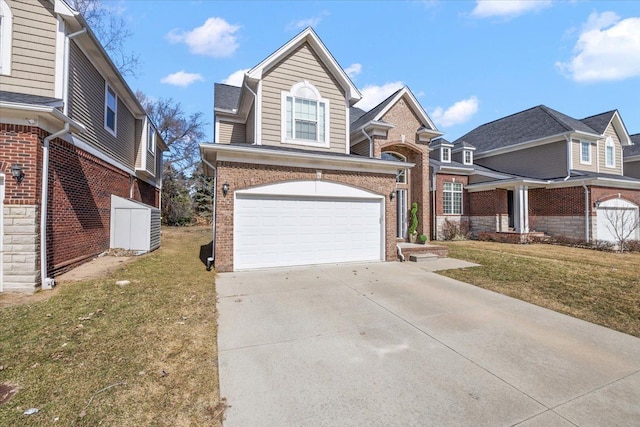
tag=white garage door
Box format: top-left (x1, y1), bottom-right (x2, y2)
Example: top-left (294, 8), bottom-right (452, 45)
top-left (596, 198), bottom-right (639, 243)
top-left (234, 181), bottom-right (384, 270)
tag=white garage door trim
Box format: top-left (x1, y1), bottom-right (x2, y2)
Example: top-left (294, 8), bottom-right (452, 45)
top-left (596, 198), bottom-right (639, 243)
top-left (0, 173), bottom-right (4, 292)
top-left (234, 181), bottom-right (385, 270)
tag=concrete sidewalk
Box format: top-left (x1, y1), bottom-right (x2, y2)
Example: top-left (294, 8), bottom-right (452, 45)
top-left (216, 261), bottom-right (640, 426)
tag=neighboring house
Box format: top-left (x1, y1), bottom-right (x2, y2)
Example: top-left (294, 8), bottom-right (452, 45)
top-left (0, 0), bottom-right (166, 292)
top-left (624, 133), bottom-right (640, 178)
top-left (429, 105), bottom-right (640, 243)
top-left (200, 28), bottom-right (442, 272)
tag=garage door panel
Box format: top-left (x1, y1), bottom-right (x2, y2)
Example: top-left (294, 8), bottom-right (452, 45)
top-left (235, 196), bottom-right (382, 270)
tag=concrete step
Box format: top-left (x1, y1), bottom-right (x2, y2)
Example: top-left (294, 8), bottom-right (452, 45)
top-left (409, 253), bottom-right (439, 263)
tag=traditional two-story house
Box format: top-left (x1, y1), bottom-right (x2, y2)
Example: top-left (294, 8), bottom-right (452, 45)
top-left (429, 105), bottom-right (640, 243)
top-left (201, 28), bottom-right (443, 272)
top-left (0, 0), bottom-right (166, 292)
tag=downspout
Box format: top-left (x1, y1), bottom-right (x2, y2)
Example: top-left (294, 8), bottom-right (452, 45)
top-left (62, 28), bottom-right (87, 115)
top-left (361, 128), bottom-right (373, 157)
top-left (243, 79), bottom-right (258, 145)
top-left (431, 168), bottom-right (438, 240)
top-left (41, 123), bottom-right (71, 289)
top-left (201, 157), bottom-right (217, 270)
top-left (582, 181), bottom-right (590, 243)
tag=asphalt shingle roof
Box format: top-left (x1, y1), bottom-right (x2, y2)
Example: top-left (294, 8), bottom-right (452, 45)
top-left (1, 91), bottom-right (63, 107)
top-left (580, 110), bottom-right (615, 134)
top-left (454, 105), bottom-right (600, 153)
top-left (625, 133), bottom-right (640, 157)
top-left (214, 83), bottom-right (242, 111)
top-left (349, 88), bottom-right (402, 131)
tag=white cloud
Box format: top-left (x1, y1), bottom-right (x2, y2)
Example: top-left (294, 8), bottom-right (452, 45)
top-left (167, 17), bottom-right (240, 57)
top-left (286, 11), bottom-right (329, 31)
top-left (354, 81), bottom-right (404, 111)
top-left (472, 0), bottom-right (552, 19)
top-left (344, 63), bottom-right (362, 79)
top-left (160, 71), bottom-right (205, 87)
top-left (430, 97), bottom-right (479, 127)
top-left (556, 12), bottom-right (640, 82)
top-left (222, 68), bottom-right (250, 86)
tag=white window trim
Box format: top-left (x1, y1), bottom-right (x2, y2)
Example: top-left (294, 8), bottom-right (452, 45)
top-left (0, 0), bottom-right (13, 76)
top-left (441, 146), bottom-right (451, 163)
top-left (463, 150), bottom-right (473, 165)
top-left (281, 81), bottom-right (330, 149)
top-left (580, 141), bottom-right (592, 165)
top-left (104, 83), bottom-right (117, 137)
top-left (147, 121), bottom-right (156, 154)
top-left (443, 181), bottom-right (463, 215)
top-left (605, 136), bottom-right (615, 168)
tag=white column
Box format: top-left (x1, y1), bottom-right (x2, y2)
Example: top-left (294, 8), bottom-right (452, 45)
top-left (514, 185), bottom-right (529, 233)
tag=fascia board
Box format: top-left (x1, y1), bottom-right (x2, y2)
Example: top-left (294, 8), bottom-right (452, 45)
top-left (247, 28), bottom-right (362, 104)
top-left (623, 155), bottom-right (640, 162)
top-left (611, 111), bottom-right (632, 146)
top-left (199, 143), bottom-right (414, 175)
top-left (548, 177), bottom-right (640, 190)
top-left (372, 87), bottom-right (440, 133)
top-left (474, 133), bottom-right (570, 159)
top-left (465, 178), bottom-right (548, 192)
top-left (0, 102), bottom-right (86, 133)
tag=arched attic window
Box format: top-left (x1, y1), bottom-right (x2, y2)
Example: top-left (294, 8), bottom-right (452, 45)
top-left (605, 136), bottom-right (616, 168)
top-left (282, 81), bottom-right (330, 147)
top-left (381, 151), bottom-right (407, 183)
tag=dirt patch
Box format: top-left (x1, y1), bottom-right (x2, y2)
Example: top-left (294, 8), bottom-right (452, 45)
top-left (0, 383), bottom-right (17, 405)
top-left (0, 254), bottom-right (136, 309)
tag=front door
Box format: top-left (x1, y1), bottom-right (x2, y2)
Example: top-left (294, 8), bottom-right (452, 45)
top-left (507, 190), bottom-right (514, 229)
top-left (396, 189), bottom-right (407, 239)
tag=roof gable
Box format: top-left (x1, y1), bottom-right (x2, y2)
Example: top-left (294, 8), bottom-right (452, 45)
top-left (350, 87), bottom-right (440, 136)
top-left (581, 110), bottom-right (632, 146)
top-left (625, 133), bottom-right (640, 158)
top-left (246, 27), bottom-right (361, 105)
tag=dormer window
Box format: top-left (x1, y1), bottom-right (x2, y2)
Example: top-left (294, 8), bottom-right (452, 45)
top-left (282, 81), bottom-right (329, 148)
top-left (463, 150), bottom-right (473, 165)
top-left (441, 146), bottom-right (451, 163)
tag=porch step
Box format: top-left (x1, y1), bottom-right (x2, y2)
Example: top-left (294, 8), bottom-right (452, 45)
top-left (409, 253), bottom-right (438, 263)
top-left (397, 242), bottom-right (449, 260)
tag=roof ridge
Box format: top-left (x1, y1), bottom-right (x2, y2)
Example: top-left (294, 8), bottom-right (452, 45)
top-left (579, 109), bottom-right (617, 121)
top-left (538, 105), bottom-right (575, 133)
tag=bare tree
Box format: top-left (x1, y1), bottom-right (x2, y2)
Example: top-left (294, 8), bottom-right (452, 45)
top-left (68, 0), bottom-right (140, 76)
top-left (136, 91), bottom-right (207, 174)
top-left (602, 207), bottom-right (640, 252)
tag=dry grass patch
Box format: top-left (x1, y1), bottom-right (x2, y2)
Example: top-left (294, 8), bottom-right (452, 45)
top-left (0, 226), bottom-right (222, 426)
top-left (438, 241), bottom-right (640, 337)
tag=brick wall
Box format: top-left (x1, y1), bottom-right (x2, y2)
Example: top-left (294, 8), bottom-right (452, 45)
top-left (1, 124), bottom-right (161, 289)
top-left (214, 162), bottom-right (397, 272)
top-left (529, 187), bottom-right (585, 216)
top-left (468, 189), bottom-right (508, 216)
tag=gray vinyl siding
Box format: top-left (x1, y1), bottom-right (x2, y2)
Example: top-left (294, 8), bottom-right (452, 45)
top-left (624, 160), bottom-right (640, 179)
top-left (475, 142), bottom-right (567, 179)
top-left (135, 119), bottom-right (143, 169)
top-left (0, 0), bottom-right (57, 96)
top-left (145, 141), bottom-right (155, 173)
top-left (598, 124), bottom-right (623, 175)
top-left (351, 140), bottom-right (370, 157)
top-left (68, 41), bottom-right (135, 168)
top-left (218, 121), bottom-right (246, 144)
top-left (571, 139), bottom-right (597, 173)
top-left (261, 43), bottom-right (347, 153)
top-left (150, 209), bottom-right (161, 251)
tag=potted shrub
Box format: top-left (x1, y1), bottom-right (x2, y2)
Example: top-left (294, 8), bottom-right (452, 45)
top-left (408, 202), bottom-right (418, 243)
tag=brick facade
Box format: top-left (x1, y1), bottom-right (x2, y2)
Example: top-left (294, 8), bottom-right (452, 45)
top-left (213, 161), bottom-right (397, 272)
top-left (1, 124), bottom-right (160, 290)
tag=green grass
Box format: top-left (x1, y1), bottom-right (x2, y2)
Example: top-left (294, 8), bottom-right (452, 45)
top-left (0, 227), bottom-right (222, 426)
top-left (438, 240), bottom-right (640, 337)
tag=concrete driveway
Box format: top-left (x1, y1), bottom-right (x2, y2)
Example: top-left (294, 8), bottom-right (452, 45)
top-left (216, 261), bottom-right (640, 426)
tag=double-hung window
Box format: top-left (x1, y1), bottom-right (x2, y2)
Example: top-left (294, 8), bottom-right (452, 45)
top-left (441, 147), bottom-right (451, 163)
top-left (463, 150), bottom-right (473, 165)
top-left (605, 137), bottom-right (615, 168)
top-left (0, 0), bottom-right (13, 76)
top-left (104, 83), bottom-right (117, 136)
top-left (283, 81), bottom-right (329, 147)
top-left (580, 141), bottom-right (591, 164)
top-left (443, 182), bottom-right (463, 215)
top-left (147, 121), bottom-right (155, 153)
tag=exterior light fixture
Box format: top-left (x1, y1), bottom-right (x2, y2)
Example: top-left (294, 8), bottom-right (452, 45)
top-left (11, 164), bottom-right (25, 182)
top-left (222, 182), bottom-right (230, 196)
top-left (389, 191), bottom-right (396, 200)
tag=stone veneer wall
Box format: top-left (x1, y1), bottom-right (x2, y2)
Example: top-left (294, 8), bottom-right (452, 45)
top-left (3, 205), bottom-right (39, 292)
top-left (534, 216), bottom-right (591, 241)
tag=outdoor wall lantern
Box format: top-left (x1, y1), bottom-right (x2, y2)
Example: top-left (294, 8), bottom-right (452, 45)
top-left (11, 164), bottom-right (25, 182)
top-left (595, 200), bottom-right (601, 208)
top-left (222, 182), bottom-right (230, 196)
top-left (389, 191), bottom-right (396, 200)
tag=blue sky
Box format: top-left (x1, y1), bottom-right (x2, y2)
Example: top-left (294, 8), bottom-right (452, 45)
top-left (116, 0), bottom-right (640, 143)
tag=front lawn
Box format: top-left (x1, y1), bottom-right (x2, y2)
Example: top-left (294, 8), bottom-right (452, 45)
top-left (438, 241), bottom-right (640, 338)
top-left (0, 227), bottom-right (222, 426)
